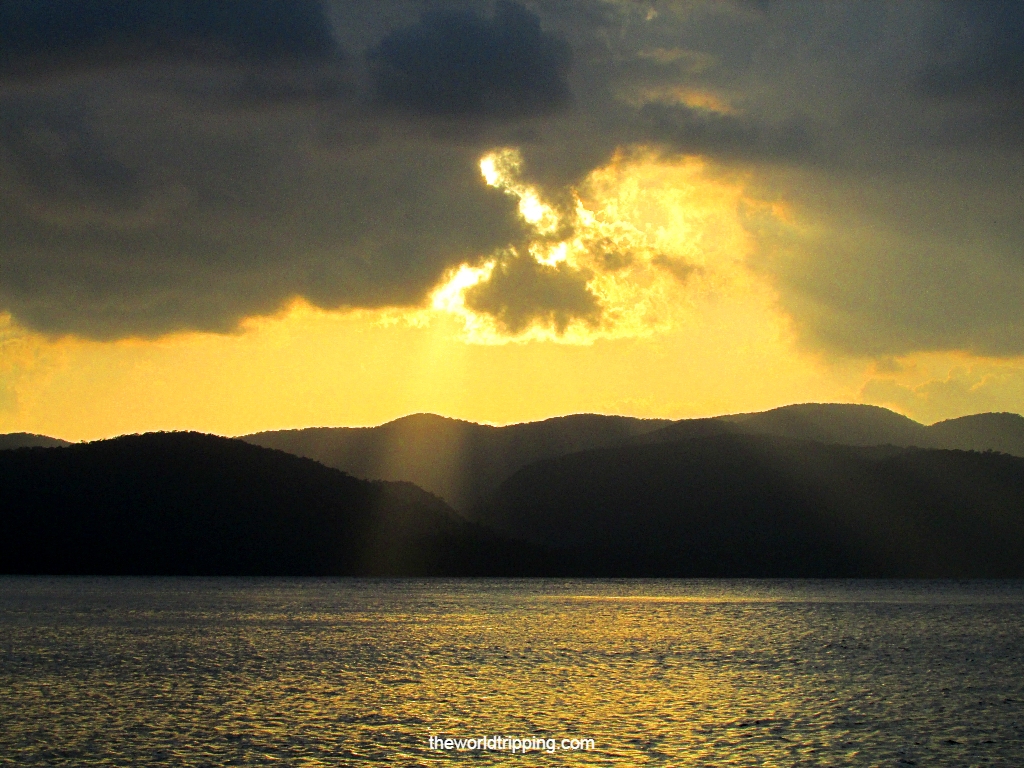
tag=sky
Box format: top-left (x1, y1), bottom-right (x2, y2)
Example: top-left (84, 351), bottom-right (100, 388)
top-left (1, 0), bottom-right (1023, 441)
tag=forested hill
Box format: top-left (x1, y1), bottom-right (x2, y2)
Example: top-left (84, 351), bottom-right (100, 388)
top-left (0, 433), bottom-right (71, 449)
top-left (0, 433), bottom-right (552, 576)
top-left (243, 413), bottom-right (669, 512)
top-left (474, 433), bottom-right (1024, 578)
top-left (633, 403), bottom-right (1024, 455)
top-left (242, 406), bottom-right (1024, 511)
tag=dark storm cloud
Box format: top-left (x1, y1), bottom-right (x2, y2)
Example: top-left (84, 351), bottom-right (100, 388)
top-left (0, 0), bottom-right (340, 74)
top-left (368, 0), bottom-right (571, 119)
top-left (745, 165), bottom-right (1024, 357)
top-left (909, 1), bottom-right (1024, 151)
top-left (0, 129), bottom-right (524, 337)
top-left (0, 2), bottom-right (538, 338)
top-left (0, 103), bottom-right (152, 223)
top-left (0, 0), bottom-right (1023, 355)
top-left (918, 1), bottom-right (1024, 102)
top-left (0, 0), bottom-right (353, 111)
top-left (711, 0), bottom-right (1024, 357)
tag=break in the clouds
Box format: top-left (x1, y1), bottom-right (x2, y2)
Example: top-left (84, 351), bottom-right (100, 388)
top-left (0, 1), bottom-right (1022, 357)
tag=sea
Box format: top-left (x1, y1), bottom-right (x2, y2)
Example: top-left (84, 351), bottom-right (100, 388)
top-left (1, 578), bottom-right (1022, 767)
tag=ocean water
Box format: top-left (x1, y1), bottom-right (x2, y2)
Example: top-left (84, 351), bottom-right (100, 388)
top-left (1, 578), bottom-right (1022, 767)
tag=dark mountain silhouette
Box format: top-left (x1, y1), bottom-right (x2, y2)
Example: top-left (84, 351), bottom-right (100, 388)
top-left (926, 412), bottom-right (1024, 456)
top-left (636, 404), bottom-right (1024, 458)
top-left (635, 403), bottom-right (930, 448)
top-left (5, 422), bottom-right (1024, 577)
top-left (0, 432), bottom-right (71, 449)
top-left (0, 433), bottom-right (554, 576)
top-left (474, 434), bottom-right (1024, 578)
top-left (242, 413), bottom-right (670, 511)
top-left (241, 405), bottom-right (1024, 512)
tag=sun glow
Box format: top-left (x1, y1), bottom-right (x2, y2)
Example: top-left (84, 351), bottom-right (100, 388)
top-left (428, 261), bottom-right (499, 341)
top-left (430, 262), bottom-right (494, 313)
top-left (433, 149), bottom-right (767, 344)
top-left (479, 149), bottom-right (561, 234)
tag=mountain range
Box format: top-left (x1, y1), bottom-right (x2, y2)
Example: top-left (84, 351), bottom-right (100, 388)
top-left (242, 413), bottom-right (671, 512)
top-left (242, 404), bottom-right (1024, 510)
top-left (637, 404), bottom-right (1024, 454)
top-left (3, 403), bottom-right (1024, 577)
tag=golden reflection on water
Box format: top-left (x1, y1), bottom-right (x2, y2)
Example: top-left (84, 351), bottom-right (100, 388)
top-left (1, 579), bottom-right (1023, 767)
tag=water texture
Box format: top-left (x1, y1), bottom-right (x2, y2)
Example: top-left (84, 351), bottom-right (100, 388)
top-left (1, 578), bottom-right (1022, 766)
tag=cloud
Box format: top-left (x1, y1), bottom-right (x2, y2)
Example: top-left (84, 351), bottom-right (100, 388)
top-left (0, 0), bottom-right (340, 74)
top-left (0, 101), bottom-right (188, 229)
top-left (0, 0), bottom-right (1021, 361)
top-left (635, 102), bottom-right (813, 161)
top-left (0, 0), bottom-right (354, 111)
top-left (0, 2), bottom-right (572, 339)
top-left (368, 0), bottom-right (572, 119)
top-left (910, 2), bottom-right (1024, 151)
top-left (0, 123), bottom-right (525, 337)
top-left (744, 159), bottom-right (1024, 357)
top-left (863, 359), bottom-right (1024, 424)
top-left (917, 2), bottom-right (1024, 102)
top-left (464, 249), bottom-right (599, 335)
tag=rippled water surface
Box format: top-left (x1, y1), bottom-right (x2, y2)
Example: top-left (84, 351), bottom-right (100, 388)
top-left (1, 578), bottom-right (1023, 766)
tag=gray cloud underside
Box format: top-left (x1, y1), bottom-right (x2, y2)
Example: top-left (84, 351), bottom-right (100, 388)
top-left (0, 0), bottom-right (1021, 355)
top-left (368, 1), bottom-right (571, 119)
top-left (0, 0), bottom-right (341, 72)
top-left (464, 249), bottom-right (599, 334)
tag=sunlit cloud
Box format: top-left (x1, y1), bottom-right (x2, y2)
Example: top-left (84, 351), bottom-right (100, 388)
top-left (479, 149), bottom-right (561, 234)
top-left (429, 148), bottom-right (766, 344)
top-left (427, 261), bottom-right (499, 342)
top-left (618, 85), bottom-right (738, 115)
